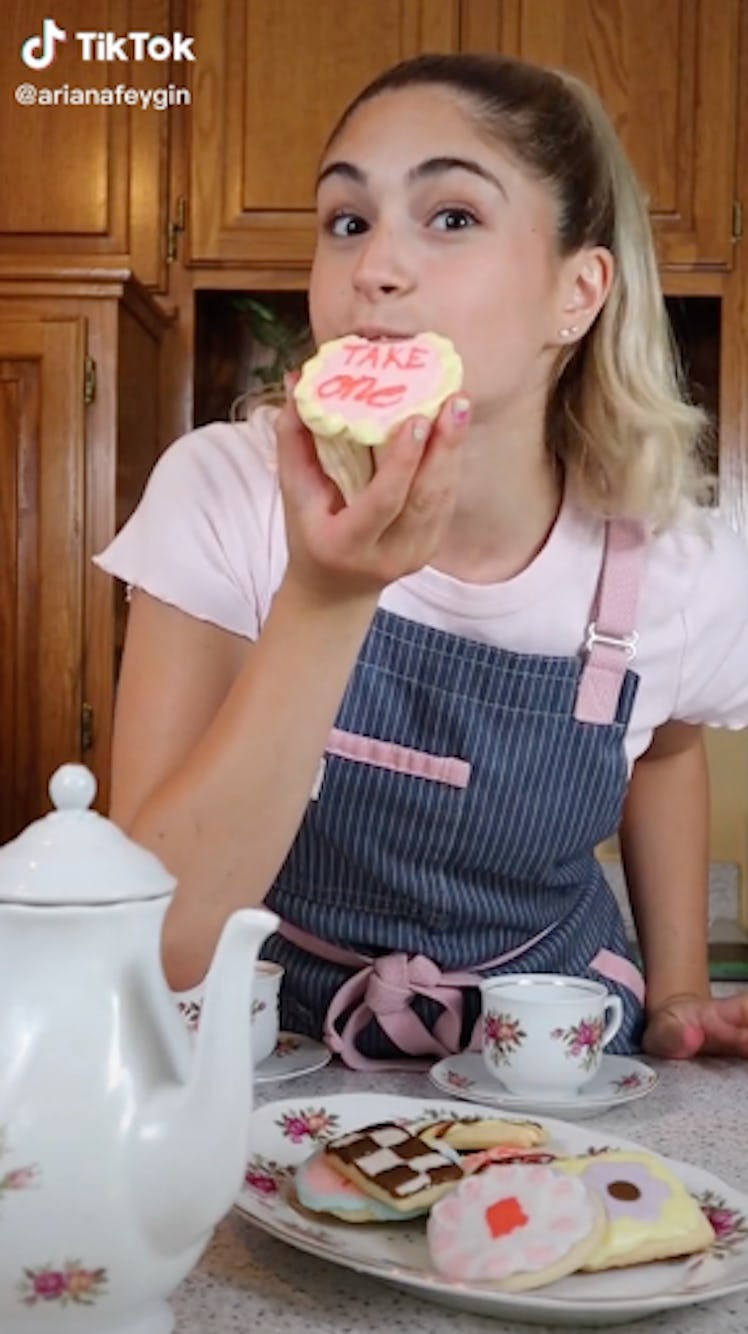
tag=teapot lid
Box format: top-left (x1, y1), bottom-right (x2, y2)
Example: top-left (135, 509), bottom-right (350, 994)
top-left (0, 764), bottom-right (176, 905)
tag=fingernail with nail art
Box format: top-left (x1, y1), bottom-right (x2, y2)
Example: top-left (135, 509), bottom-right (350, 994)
top-left (451, 396), bottom-right (471, 426)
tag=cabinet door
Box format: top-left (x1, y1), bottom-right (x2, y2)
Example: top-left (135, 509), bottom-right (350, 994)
top-left (0, 0), bottom-right (173, 290)
top-left (460, 0), bottom-right (740, 270)
top-left (189, 0), bottom-right (460, 266)
top-left (0, 317), bottom-right (85, 842)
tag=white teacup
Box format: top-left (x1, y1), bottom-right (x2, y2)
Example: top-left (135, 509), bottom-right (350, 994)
top-left (480, 973), bottom-right (623, 1099)
top-left (249, 961), bottom-right (283, 1063)
top-left (175, 959), bottom-right (283, 1066)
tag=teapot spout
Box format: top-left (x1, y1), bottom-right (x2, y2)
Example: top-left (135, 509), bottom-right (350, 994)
top-left (131, 905), bottom-right (278, 1255)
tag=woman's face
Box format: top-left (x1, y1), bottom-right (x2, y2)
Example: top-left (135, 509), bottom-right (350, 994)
top-left (309, 85), bottom-right (573, 423)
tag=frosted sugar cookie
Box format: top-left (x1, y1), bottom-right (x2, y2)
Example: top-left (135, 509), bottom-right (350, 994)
top-left (414, 1115), bottom-right (547, 1153)
top-left (427, 1162), bottom-right (606, 1291)
top-left (324, 1120), bottom-right (464, 1213)
top-left (293, 332), bottom-right (463, 502)
top-left (461, 1145), bottom-right (559, 1176)
top-left (293, 1146), bottom-right (427, 1223)
top-left (553, 1149), bottom-right (715, 1269)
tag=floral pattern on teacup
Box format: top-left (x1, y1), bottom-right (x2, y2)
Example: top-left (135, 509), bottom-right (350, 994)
top-left (275, 1107), bottom-right (340, 1144)
top-left (179, 996), bottom-right (270, 1028)
top-left (0, 1127), bottom-right (39, 1207)
top-left (483, 1011), bottom-right (526, 1063)
top-left (18, 1262), bottom-right (108, 1307)
top-left (550, 1015), bottom-right (604, 1068)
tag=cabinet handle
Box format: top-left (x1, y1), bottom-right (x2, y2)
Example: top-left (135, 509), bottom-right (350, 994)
top-left (80, 703), bottom-right (94, 752)
top-left (83, 356), bottom-right (96, 405)
top-left (167, 195), bottom-right (187, 263)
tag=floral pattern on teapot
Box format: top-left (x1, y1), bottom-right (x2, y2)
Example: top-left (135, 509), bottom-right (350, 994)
top-left (18, 1262), bottom-right (108, 1308)
top-left (0, 1127), bottom-right (39, 1206)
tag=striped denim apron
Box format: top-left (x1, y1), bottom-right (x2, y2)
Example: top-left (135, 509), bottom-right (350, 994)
top-left (263, 518), bottom-right (648, 1068)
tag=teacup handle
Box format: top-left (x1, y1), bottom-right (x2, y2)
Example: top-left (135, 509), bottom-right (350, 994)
top-left (602, 996), bottom-right (624, 1048)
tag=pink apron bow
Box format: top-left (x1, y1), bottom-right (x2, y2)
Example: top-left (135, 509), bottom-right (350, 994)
top-left (323, 951), bottom-right (482, 1071)
top-left (277, 918), bottom-right (562, 1071)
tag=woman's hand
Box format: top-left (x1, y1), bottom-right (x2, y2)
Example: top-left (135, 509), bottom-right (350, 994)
top-left (642, 991), bottom-right (748, 1059)
top-left (275, 390), bottom-right (470, 603)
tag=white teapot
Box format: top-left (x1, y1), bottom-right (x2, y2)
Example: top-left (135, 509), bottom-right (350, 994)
top-left (0, 765), bottom-right (278, 1334)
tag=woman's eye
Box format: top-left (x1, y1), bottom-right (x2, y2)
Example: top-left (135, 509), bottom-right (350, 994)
top-left (430, 208), bottom-right (478, 231)
top-left (324, 212), bottom-right (368, 237)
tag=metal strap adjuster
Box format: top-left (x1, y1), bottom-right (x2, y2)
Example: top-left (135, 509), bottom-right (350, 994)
top-left (584, 622), bottom-right (639, 662)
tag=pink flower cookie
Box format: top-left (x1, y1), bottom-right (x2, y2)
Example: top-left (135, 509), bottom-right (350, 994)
top-left (293, 332), bottom-right (463, 502)
top-left (427, 1162), bottom-right (606, 1292)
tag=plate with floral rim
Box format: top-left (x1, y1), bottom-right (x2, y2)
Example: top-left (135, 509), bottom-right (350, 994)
top-left (428, 1053), bottom-right (658, 1118)
top-left (235, 1092), bottom-right (748, 1327)
top-left (254, 1033), bottom-right (331, 1084)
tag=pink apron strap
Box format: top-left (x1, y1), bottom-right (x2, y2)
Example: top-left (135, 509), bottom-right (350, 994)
top-left (277, 919), bottom-right (558, 1071)
top-left (574, 517), bottom-right (649, 725)
top-left (589, 947), bottom-right (646, 1005)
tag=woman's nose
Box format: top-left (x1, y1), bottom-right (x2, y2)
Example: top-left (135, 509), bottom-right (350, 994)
top-left (352, 225), bottom-right (413, 299)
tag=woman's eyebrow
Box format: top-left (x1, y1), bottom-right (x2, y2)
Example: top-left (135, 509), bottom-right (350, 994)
top-left (316, 161), bottom-right (365, 190)
top-left (315, 156), bottom-right (508, 199)
top-left (408, 156), bottom-right (508, 200)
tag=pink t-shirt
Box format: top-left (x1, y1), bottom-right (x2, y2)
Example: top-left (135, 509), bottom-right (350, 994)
top-left (94, 406), bottom-right (748, 770)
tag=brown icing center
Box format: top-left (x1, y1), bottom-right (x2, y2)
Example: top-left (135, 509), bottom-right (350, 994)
top-left (607, 1180), bottom-right (642, 1201)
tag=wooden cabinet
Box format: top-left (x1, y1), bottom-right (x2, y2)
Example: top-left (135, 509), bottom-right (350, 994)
top-left (187, 0), bottom-right (460, 267)
top-left (0, 273), bottom-right (169, 842)
top-left (0, 316), bottom-right (84, 844)
top-left (188, 0), bottom-right (740, 272)
top-left (461, 0), bottom-right (741, 271)
top-left (0, 0), bottom-right (176, 291)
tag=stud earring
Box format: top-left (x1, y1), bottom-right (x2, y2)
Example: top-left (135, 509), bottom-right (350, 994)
top-left (558, 325), bottom-right (580, 339)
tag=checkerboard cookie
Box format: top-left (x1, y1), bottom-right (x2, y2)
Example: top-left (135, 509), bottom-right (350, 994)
top-left (324, 1121), bottom-right (464, 1213)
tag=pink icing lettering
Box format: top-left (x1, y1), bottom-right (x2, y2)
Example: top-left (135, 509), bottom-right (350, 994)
top-left (317, 373), bottom-right (406, 408)
top-left (340, 342), bottom-right (364, 367)
top-left (403, 345), bottom-right (428, 369)
top-left (367, 384), bottom-right (407, 408)
top-left (355, 345), bottom-right (382, 370)
top-left (337, 341), bottom-right (429, 374)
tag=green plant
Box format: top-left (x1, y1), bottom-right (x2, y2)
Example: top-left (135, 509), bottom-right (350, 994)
top-left (232, 296), bottom-right (311, 390)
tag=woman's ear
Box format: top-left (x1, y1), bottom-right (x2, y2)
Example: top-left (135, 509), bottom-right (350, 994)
top-left (554, 247), bottom-right (614, 345)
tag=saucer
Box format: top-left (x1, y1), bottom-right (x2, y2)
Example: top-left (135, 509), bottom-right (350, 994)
top-left (254, 1032), bottom-right (331, 1084)
top-left (428, 1052), bottom-right (658, 1118)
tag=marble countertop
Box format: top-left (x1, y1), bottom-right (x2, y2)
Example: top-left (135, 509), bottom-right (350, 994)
top-left (170, 1031), bottom-right (748, 1334)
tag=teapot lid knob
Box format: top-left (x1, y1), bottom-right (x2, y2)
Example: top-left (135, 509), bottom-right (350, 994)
top-left (0, 764), bottom-right (175, 904)
top-left (49, 764), bottom-right (97, 811)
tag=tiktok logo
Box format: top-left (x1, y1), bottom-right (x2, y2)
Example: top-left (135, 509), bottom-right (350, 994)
top-left (20, 17), bottom-right (67, 69)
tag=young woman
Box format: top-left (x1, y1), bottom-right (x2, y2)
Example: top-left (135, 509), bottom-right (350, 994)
top-left (97, 54), bottom-right (748, 1067)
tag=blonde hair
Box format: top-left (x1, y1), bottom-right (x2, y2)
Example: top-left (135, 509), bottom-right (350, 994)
top-left (326, 54), bottom-right (713, 528)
